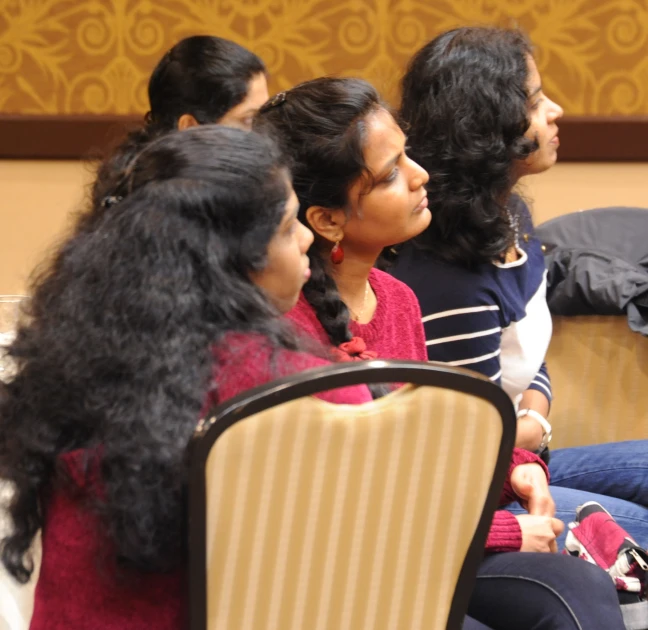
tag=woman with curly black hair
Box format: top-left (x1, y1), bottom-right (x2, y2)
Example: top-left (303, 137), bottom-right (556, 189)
top-left (256, 76), bottom-right (625, 630)
top-left (91, 34), bottom-right (269, 208)
top-left (0, 125), bottom-right (377, 628)
top-left (393, 25), bottom-right (648, 557)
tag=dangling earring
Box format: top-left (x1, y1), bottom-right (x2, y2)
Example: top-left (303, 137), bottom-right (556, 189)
top-left (330, 240), bottom-right (344, 264)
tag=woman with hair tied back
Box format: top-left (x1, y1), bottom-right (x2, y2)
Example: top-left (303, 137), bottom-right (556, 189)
top-left (91, 34), bottom-right (269, 208)
top-left (393, 26), bottom-right (648, 554)
top-left (0, 125), bottom-right (379, 629)
top-left (256, 77), bottom-right (625, 629)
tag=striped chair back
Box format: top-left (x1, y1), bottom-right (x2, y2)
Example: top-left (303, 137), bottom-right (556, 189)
top-left (189, 360), bottom-right (515, 630)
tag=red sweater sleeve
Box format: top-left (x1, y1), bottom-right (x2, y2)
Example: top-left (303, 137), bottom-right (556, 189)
top-left (484, 448), bottom-right (550, 553)
top-left (499, 447), bottom-right (550, 506)
top-left (486, 510), bottom-right (523, 553)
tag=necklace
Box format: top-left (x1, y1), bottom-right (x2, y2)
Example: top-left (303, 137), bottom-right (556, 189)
top-left (501, 208), bottom-right (521, 263)
top-left (507, 208), bottom-right (520, 244)
top-left (349, 281), bottom-right (370, 322)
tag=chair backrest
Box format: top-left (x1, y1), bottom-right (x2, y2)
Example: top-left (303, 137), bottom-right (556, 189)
top-left (188, 360), bottom-right (515, 630)
top-left (547, 315), bottom-right (648, 448)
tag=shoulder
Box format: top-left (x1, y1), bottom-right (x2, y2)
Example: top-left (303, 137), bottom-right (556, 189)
top-left (369, 267), bottom-right (419, 307)
top-left (211, 333), bottom-right (313, 398)
top-left (285, 293), bottom-right (329, 344)
top-left (510, 193), bottom-right (535, 234)
top-left (210, 333), bottom-right (371, 406)
top-left (391, 246), bottom-right (499, 312)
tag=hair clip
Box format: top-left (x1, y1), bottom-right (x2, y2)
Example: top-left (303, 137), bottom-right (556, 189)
top-left (101, 195), bottom-right (123, 209)
top-left (260, 91), bottom-right (287, 113)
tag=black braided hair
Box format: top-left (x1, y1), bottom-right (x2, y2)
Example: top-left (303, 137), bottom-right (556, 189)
top-left (256, 77), bottom-right (394, 396)
top-left (303, 253), bottom-right (353, 345)
top-left (256, 77), bottom-right (383, 350)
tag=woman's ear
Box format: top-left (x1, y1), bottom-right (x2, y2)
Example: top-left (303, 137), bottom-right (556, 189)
top-left (304, 206), bottom-right (346, 243)
top-left (177, 114), bottom-right (200, 131)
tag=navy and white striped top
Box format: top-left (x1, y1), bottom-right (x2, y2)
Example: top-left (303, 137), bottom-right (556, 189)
top-left (391, 198), bottom-right (553, 405)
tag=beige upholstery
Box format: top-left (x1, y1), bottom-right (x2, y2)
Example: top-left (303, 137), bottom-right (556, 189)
top-left (202, 384), bottom-right (504, 630)
top-left (547, 316), bottom-right (648, 448)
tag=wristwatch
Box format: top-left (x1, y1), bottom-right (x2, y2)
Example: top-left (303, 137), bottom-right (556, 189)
top-left (517, 408), bottom-right (552, 451)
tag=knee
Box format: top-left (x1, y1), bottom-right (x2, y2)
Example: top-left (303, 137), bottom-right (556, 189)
top-left (560, 556), bottom-right (619, 604)
top-left (571, 560), bottom-right (616, 592)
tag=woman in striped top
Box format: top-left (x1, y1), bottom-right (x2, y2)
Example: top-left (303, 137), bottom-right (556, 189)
top-left (392, 26), bottom-right (648, 550)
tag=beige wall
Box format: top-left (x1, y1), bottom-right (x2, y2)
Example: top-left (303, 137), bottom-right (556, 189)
top-left (522, 163), bottom-right (648, 224)
top-left (1, 160), bottom-right (93, 295)
top-left (1, 160), bottom-right (648, 295)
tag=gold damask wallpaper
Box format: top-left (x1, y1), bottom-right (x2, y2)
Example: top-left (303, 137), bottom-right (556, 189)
top-left (1, 0), bottom-right (647, 116)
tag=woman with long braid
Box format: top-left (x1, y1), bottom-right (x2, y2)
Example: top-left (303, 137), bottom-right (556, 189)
top-left (255, 77), bottom-right (625, 630)
top-left (256, 80), bottom-right (430, 374)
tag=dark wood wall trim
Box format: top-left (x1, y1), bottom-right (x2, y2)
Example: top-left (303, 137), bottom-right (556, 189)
top-left (1, 114), bottom-right (648, 161)
top-left (0, 114), bottom-right (142, 160)
top-left (557, 116), bottom-right (648, 162)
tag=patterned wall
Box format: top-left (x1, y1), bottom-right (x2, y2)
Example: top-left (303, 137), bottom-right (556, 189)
top-left (1, 0), bottom-right (647, 116)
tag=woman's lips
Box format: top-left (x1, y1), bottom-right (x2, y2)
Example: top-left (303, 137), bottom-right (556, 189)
top-left (414, 195), bottom-right (428, 213)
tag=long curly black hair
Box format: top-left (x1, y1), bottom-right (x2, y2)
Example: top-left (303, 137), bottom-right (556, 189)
top-left (400, 27), bottom-right (538, 267)
top-left (91, 35), bottom-right (266, 208)
top-left (0, 125), bottom-right (295, 582)
top-left (255, 78), bottom-right (384, 350)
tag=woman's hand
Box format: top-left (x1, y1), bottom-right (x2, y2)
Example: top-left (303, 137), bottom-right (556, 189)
top-left (510, 462), bottom-right (555, 517)
top-left (515, 514), bottom-right (564, 553)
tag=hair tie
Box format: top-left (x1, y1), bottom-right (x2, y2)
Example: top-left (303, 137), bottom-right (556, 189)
top-left (260, 91), bottom-right (287, 113)
top-left (333, 336), bottom-right (378, 362)
top-left (101, 195), bottom-right (123, 209)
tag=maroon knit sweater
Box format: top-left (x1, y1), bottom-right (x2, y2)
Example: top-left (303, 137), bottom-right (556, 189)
top-left (286, 267), bottom-right (546, 554)
top-left (287, 268), bottom-right (429, 363)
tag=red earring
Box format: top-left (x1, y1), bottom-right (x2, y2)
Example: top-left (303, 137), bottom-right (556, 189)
top-left (330, 240), bottom-right (344, 264)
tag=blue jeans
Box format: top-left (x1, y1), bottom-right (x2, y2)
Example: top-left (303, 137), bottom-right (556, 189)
top-left (507, 440), bottom-right (648, 549)
top-left (468, 552), bottom-right (625, 629)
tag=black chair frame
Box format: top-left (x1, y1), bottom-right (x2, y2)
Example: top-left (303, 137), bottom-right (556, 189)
top-left (188, 359), bottom-right (516, 630)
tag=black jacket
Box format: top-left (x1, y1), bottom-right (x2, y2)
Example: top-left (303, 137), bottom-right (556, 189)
top-left (535, 207), bottom-right (648, 336)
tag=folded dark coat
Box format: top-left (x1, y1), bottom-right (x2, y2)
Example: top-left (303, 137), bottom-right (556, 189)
top-left (535, 207), bottom-right (648, 336)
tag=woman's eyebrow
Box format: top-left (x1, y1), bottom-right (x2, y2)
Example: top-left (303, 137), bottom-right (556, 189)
top-left (529, 85), bottom-right (542, 99)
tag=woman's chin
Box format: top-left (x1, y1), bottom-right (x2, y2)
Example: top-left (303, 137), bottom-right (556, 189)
top-left (411, 207), bottom-right (432, 235)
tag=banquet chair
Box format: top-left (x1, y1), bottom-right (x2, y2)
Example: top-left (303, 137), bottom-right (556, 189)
top-left (188, 359), bottom-right (515, 630)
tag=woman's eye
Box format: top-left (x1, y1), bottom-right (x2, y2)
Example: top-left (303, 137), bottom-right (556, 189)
top-left (384, 167), bottom-right (399, 183)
